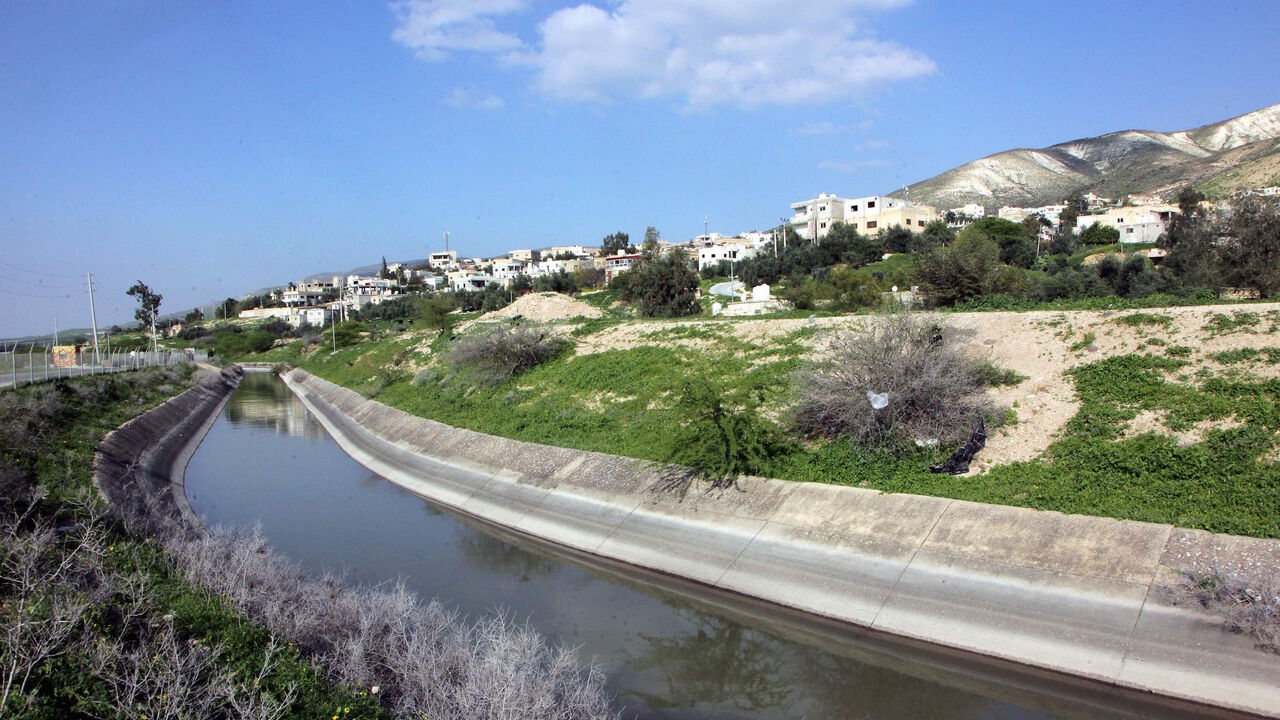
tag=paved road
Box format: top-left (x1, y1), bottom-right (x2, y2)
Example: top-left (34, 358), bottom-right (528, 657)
top-left (708, 280), bottom-right (742, 298)
top-left (0, 366), bottom-right (124, 388)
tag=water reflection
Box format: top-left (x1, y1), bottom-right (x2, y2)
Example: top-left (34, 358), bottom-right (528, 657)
top-left (633, 612), bottom-right (792, 712)
top-left (225, 372), bottom-right (327, 439)
top-left (185, 374), bottom-right (1206, 720)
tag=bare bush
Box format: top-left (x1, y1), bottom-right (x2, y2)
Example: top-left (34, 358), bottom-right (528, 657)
top-left (164, 525), bottom-right (617, 719)
top-left (1181, 570), bottom-right (1280, 654)
top-left (447, 323), bottom-right (569, 384)
top-left (794, 311), bottom-right (999, 452)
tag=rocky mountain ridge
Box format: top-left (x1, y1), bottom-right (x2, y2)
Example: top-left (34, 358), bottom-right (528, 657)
top-left (895, 103), bottom-right (1280, 210)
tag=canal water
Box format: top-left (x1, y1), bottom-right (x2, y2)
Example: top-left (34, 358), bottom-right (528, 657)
top-left (182, 373), bottom-right (1196, 720)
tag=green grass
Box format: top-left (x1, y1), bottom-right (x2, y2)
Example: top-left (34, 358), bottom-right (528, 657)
top-left (1117, 311), bottom-right (1175, 329)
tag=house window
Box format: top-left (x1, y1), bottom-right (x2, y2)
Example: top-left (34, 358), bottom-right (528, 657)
top-left (819, 205), bottom-right (826, 211)
top-left (851, 205), bottom-right (859, 212)
top-left (820, 222), bottom-right (827, 228)
top-left (866, 221), bottom-right (877, 229)
top-left (868, 200), bottom-right (876, 209)
top-left (919, 219), bottom-right (927, 226)
top-left (1126, 228), bottom-right (1134, 234)
top-left (851, 223), bottom-right (857, 229)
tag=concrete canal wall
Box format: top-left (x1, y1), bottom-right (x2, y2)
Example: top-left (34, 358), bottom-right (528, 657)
top-left (281, 368), bottom-right (1280, 718)
top-left (94, 365), bottom-right (244, 532)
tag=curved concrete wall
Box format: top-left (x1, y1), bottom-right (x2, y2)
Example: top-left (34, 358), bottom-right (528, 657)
top-left (94, 365), bottom-right (244, 532)
top-left (282, 368), bottom-right (1280, 718)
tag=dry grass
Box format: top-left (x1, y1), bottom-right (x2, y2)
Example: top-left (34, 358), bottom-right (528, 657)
top-left (794, 311), bottom-right (999, 453)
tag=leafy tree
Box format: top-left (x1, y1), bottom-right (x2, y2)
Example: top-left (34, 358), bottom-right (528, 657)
top-left (956, 218), bottom-right (1035, 268)
top-left (1177, 187), bottom-right (1206, 218)
top-left (218, 297), bottom-right (239, 319)
top-left (600, 231), bottom-right (634, 256)
top-left (183, 309), bottom-right (204, 323)
top-left (642, 226), bottom-right (661, 259)
top-left (1216, 196), bottom-right (1280, 297)
top-left (1060, 192), bottom-right (1088, 231)
top-left (916, 232), bottom-right (1026, 306)
top-left (126, 281), bottom-right (162, 329)
top-left (1047, 226), bottom-right (1079, 256)
top-left (1081, 222), bottom-right (1120, 246)
top-left (617, 250), bottom-right (700, 317)
top-left (532, 270), bottom-right (579, 294)
top-left (417, 294), bottom-right (456, 334)
top-left (379, 255), bottom-right (393, 280)
top-left (917, 220), bottom-right (956, 253)
top-left (824, 266), bottom-right (885, 311)
top-left (509, 273), bottom-right (534, 295)
top-left (880, 225), bottom-right (914, 254)
top-left (573, 265), bottom-right (605, 289)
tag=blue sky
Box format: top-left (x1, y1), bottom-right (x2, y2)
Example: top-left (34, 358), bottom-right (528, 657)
top-left (2, 0), bottom-right (1278, 337)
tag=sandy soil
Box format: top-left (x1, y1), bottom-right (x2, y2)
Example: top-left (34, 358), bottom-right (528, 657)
top-left (456, 293), bottom-right (602, 334)
top-left (568, 303), bottom-right (1280, 470)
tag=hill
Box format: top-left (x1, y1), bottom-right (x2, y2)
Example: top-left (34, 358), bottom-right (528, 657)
top-left (896, 103), bottom-right (1280, 210)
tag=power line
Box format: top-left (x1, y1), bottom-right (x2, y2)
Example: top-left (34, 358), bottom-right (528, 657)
top-left (0, 286), bottom-right (83, 300)
top-left (0, 272), bottom-right (86, 289)
top-left (0, 259), bottom-right (83, 279)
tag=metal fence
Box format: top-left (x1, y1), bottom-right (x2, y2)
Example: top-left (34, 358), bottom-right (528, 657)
top-left (0, 345), bottom-right (211, 390)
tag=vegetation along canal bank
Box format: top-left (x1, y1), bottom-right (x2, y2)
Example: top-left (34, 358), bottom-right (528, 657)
top-left (282, 366), bottom-right (1280, 718)
top-left (1, 366), bottom-right (616, 719)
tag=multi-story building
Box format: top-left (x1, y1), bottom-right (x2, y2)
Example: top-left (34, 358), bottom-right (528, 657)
top-left (491, 260), bottom-right (526, 287)
top-left (428, 251), bottom-right (459, 271)
top-left (790, 193), bottom-right (939, 241)
top-left (1075, 204), bottom-right (1178, 244)
top-left (603, 253), bottom-right (643, 282)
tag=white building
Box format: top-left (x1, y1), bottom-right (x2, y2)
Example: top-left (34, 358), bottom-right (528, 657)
top-left (998, 204), bottom-right (1066, 226)
top-left (790, 193), bottom-right (939, 241)
top-left (1076, 204), bottom-right (1178, 244)
top-left (491, 260), bottom-right (526, 287)
top-left (450, 274), bottom-right (494, 292)
top-left (428, 251), bottom-right (459, 271)
top-left (948, 204), bottom-right (986, 221)
top-left (696, 242), bottom-right (758, 271)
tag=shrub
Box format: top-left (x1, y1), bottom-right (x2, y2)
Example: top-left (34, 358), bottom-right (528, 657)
top-left (915, 232), bottom-right (1028, 306)
top-left (794, 311), bottom-right (999, 452)
top-left (1081, 222), bottom-right (1120, 246)
top-left (662, 379), bottom-right (785, 492)
top-left (447, 323), bottom-right (569, 384)
top-left (417, 294), bottom-right (457, 334)
top-left (614, 251), bottom-right (700, 318)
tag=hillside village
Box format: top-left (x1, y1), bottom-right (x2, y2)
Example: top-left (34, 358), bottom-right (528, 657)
top-left (207, 183), bottom-right (1278, 334)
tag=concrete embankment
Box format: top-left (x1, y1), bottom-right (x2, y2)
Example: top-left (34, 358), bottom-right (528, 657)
top-left (94, 365), bottom-right (244, 532)
top-left (281, 368), bottom-right (1280, 718)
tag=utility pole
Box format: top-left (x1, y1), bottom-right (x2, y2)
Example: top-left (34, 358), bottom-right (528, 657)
top-left (86, 272), bottom-right (101, 366)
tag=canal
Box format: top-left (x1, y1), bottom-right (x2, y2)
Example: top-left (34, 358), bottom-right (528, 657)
top-left (183, 372), bottom-right (1213, 720)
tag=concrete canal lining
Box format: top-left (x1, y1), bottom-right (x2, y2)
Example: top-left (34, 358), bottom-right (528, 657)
top-left (282, 367), bottom-right (1280, 718)
top-left (94, 365), bottom-right (244, 532)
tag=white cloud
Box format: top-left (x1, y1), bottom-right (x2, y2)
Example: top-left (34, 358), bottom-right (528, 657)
top-left (390, 0), bottom-right (526, 60)
top-left (525, 1), bottom-right (935, 109)
top-left (793, 121), bottom-right (847, 136)
top-left (818, 158), bottom-right (889, 172)
top-left (444, 87), bottom-right (505, 109)
top-left (390, 0), bottom-right (935, 109)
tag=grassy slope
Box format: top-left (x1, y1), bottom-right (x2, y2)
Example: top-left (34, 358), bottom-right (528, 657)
top-left (276, 307), bottom-right (1280, 539)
